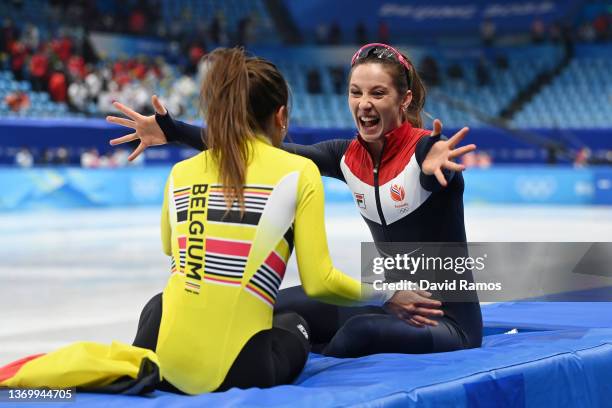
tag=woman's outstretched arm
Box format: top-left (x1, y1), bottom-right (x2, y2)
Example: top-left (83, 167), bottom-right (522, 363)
top-left (107, 97), bottom-right (349, 179)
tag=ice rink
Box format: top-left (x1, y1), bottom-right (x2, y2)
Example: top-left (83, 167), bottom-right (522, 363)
top-left (1, 202), bottom-right (611, 365)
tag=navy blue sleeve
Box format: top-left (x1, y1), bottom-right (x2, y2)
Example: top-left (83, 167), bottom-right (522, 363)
top-left (283, 140), bottom-right (350, 180)
top-left (156, 112), bottom-right (351, 181)
top-left (156, 112), bottom-right (207, 151)
top-left (415, 134), bottom-right (456, 192)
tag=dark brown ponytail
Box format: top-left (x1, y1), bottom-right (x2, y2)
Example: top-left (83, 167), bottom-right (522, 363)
top-left (200, 48), bottom-right (289, 211)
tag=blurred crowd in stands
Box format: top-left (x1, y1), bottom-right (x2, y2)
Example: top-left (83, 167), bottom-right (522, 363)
top-left (13, 145), bottom-right (140, 168)
top-left (0, 16), bottom-right (209, 116)
top-left (0, 0), bottom-right (267, 117)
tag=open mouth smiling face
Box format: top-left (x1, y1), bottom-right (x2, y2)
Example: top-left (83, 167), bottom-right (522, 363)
top-left (349, 63), bottom-right (411, 143)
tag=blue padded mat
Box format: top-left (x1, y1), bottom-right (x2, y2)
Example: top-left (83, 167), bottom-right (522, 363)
top-left (6, 327), bottom-right (612, 408)
top-left (482, 302), bottom-right (612, 334)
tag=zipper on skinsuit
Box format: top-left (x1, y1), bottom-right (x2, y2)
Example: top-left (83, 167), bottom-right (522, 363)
top-left (372, 142), bottom-right (389, 241)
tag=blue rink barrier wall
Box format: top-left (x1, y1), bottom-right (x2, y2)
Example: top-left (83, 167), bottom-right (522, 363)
top-left (0, 166), bottom-right (611, 211)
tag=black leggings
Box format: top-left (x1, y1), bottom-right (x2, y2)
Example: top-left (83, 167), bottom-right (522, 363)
top-left (134, 285), bottom-right (479, 388)
top-left (275, 285), bottom-right (476, 357)
top-left (133, 293), bottom-right (311, 392)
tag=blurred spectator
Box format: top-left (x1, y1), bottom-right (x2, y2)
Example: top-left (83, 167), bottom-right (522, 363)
top-left (68, 78), bottom-right (88, 112)
top-left (476, 57), bottom-right (490, 87)
top-left (48, 64), bottom-right (68, 102)
top-left (98, 80), bottom-right (121, 114)
top-left (55, 147), bottom-right (70, 165)
top-left (29, 46), bottom-right (49, 92)
top-left (80, 148), bottom-right (100, 168)
top-left (476, 152), bottom-right (492, 168)
top-left (40, 148), bottom-right (54, 165)
top-left (48, 0), bottom-right (64, 24)
top-left (113, 59), bottom-right (132, 87)
top-left (98, 60), bottom-right (113, 84)
top-left (70, 26), bottom-right (86, 57)
top-left (447, 63), bottom-right (464, 80)
top-left (378, 21), bottom-right (390, 43)
top-left (9, 40), bottom-right (27, 80)
top-left (593, 12), bottom-right (610, 41)
top-left (163, 69), bottom-right (196, 117)
top-left (306, 68), bottom-right (322, 94)
top-left (549, 22), bottom-right (562, 43)
top-left (111, 148), bottom-right (131, 167)
top-left (65, 2), bottom-right (85, 23)
top-left (495, 54), bottom-right (509, 70)
top-left (1, 19), bottom-right (17, 54)
top-left (51, 31), bottom-right (72, 63)
top-left (129, 8), bottom-right (146, 34)
top-left (461, 151), bottom-right (492, 168)
top-left (165, 93), bottom-right (184, 117)
top-left (209, 12), bottom-right (229, 46)
top-left (461, 151), bottom-right (477, 168)
top-left (100, 13), bottom-right (116, 33)
top-left (193, 20), bottom-right (209, 45)
top-left (531, 19), bottom-right (546, 43)
top-left (84, 66), bottom-right (102, 104)
top-left (315, 23), bottom-right (328, 45)
top-left (15, 147), bottom-right (33, 168)
top-left (122, 80), bottom-right (149, 114)
top-left (329, 66), bottom-right (345, 94)
top-left (187, 42), bottom-right (206, 75)
top-left (328, 22), bottom-right (341, 45)
top-left (98, 152), bottom-right (117, 168)
top-left (5, 91), bottom-right (30, 112)
top-left (68, 54), bottom-right (86, 79)
top-left (545, 143), bottom-right (563, 164)
top-left (578, 22), bottom-right (596, 42)
top-left (174, 71), bottom-right (198, 100)
top-left (560, 22), bottom-right (574, 55)
top-left (237, 15), bottom-right (255, 46)
top-left (574, 147), bottom-right (590, 167)
top-left (132, 57), bottom-right (148, 81)
top-left (155, 56), bottom-right (173, 79)
top-left (21, 23), bottom-right (39, 51)
top-left (481, 19), bottom-right (496, 46)
top-left (419, 56), bottom-right (440, 87)
top-left (355, 21), bottom-right (368, 45)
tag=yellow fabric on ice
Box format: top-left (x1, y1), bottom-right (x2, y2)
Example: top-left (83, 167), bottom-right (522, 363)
top-left (1, 341), bottom-right (159, 389)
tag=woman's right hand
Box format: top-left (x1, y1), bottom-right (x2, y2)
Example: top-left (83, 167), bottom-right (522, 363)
top-left (107, 95), bottom-right (168, 162)
top-left (384, 290), bottom-right (444, 327)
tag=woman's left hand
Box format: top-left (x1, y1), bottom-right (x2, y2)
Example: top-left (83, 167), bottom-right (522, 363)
top-left (422, 119), bottom-right (476, 187)
top-left (384, 290), bottom-right (444, 327)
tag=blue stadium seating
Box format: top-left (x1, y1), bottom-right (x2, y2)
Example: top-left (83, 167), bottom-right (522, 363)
top-left (514, 47), bottom-right (612, 129)
top-left (2, 44), bottom-right (611, 131)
